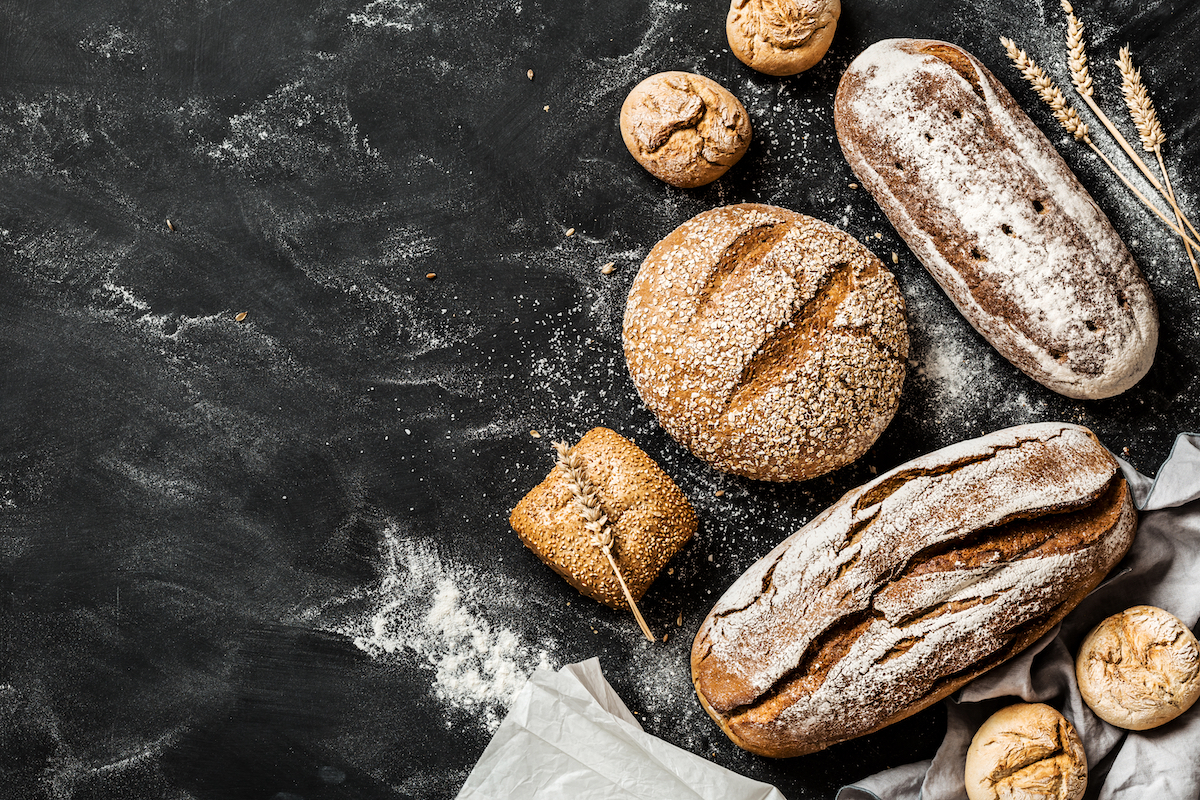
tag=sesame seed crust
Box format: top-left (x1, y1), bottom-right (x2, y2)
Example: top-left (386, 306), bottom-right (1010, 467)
top-left (509, 427), bottom-right (697, 609)
top-left (622, 203), bottom-right (909, 482)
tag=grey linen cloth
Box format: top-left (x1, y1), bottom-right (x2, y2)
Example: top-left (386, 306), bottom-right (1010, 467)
top-left (839, 432), bottom-right (1200, 800)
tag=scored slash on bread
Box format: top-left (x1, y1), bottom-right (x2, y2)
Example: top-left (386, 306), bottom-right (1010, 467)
top-left (691, 422), bottom-right (1136, 757)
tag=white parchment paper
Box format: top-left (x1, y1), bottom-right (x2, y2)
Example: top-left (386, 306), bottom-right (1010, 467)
top-left (455, 658), bottom-right (786, 800)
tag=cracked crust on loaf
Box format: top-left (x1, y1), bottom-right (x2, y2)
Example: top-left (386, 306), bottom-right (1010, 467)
top-left (691, 422), bottom-right (1136, 757)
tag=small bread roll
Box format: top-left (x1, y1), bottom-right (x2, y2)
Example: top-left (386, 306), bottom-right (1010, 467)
top-left (726, 0), bottom-right (840, 76)
top-left (509, 428), bottom-right (696, 610)
top-left (620, 72), bottom-right (751, 188)
top-left (965, 703), bottom-right (1087, 800)
top-left (1076, 605), bottom-right (1200, 730)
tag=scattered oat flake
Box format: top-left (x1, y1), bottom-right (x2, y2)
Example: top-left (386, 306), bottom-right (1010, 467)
top-left (527, 69), bottom-right (534, 80)
top-left (530, 430), bottom-right (542, 438)
top-left (601, 262), bottom-right (616, 274)
top-left (426, 272), bottom-right (437, 280)
top-left (565, 228), bottom-right (575, 237)
top-left (234, 311), bottom-right (247, 322)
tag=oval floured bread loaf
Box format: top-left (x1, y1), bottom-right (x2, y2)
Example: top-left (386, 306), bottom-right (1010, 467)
top-left (691, 422), bottom-right (1137, 757)
top-left (834, 39), bottom-right (1158, 399)
top-left (622, 203), bottom-right (908, 482)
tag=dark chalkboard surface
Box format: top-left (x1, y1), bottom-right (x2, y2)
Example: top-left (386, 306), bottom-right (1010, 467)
top-left (2, 1), bottom-right (1198, 798)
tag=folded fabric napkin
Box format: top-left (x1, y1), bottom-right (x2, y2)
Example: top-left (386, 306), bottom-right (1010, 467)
top-left (455, 659), bottom-right (785, 800)
top-left (839, 432), bottom-right (1200, 800)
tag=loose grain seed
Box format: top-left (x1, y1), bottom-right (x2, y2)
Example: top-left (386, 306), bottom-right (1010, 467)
top-left (527, 69), bottom-right (534, 80)
top-left (530, 430), bottom-right (542, 438)
top-left (565, 227), bottom-right (575, 236)
top-left (426, 272), bottom-right (437, 280)
top-left (601, 262), bottom-right (616, 274)
top-left (234, 311), bottom-right (247, 322)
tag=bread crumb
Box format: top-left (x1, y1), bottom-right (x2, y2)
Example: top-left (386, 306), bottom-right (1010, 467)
top-left (601, 262), bottom-right (616, 274)
top-left (543, 105), bottom-right (549, 112)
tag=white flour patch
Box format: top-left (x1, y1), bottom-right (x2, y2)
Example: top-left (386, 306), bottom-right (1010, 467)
top-left (78, 26), bottom-right (145, 62)
top-left (207, 80), bottom-right (381, 179)
top-left (348, 0), bottom-right (428, 32)
top-left (915, 328), bottom-right (970, 399)
top-left (324, 526), bottom-right (555, 731)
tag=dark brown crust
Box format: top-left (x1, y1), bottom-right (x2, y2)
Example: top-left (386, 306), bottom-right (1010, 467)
top-left (509, 427), bottom-right (696, 610)
top-left (691, 422), bottom-right (1137, 757)
top-left (833, 39), bottom-right (1157, 399)
top-left (622, 203), bottom-right (909, 482)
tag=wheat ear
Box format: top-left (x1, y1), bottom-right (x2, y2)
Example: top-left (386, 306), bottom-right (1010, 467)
top-left (1000, 37), bottom-right (1200, 249)
top-left (553, 441), bottom-right (654, 642)
top-left (1117, 45), bottom-right (1200, 288)
top-left (1061, 0), bottom-right (1197, 281)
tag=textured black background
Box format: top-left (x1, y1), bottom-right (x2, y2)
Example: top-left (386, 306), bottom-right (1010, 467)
top-left (2, 0), bottom-right (1198, 798)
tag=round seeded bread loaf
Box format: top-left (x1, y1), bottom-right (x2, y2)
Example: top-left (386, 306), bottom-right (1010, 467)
top-left (622, 203), bottom-right (908, 482)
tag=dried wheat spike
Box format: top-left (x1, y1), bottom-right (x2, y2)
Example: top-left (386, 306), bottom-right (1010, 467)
top-left (1001, 37), bottom-right (1089, 140)
top-left (1061, 1), bottom-right (1093, 96)
top-left (1117, 46), bottom-right (1165, 151)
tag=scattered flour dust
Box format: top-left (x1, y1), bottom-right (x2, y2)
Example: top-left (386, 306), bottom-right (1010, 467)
top-left (328, 525), bottom-right (554, 730)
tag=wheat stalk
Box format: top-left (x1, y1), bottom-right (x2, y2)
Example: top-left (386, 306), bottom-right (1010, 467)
top-left (1116, 45), bottom-right (1199, 287)
top-left (1062, 0), bottom-right (1093, 97)
top-left (1055, 3), bottom-right (1199, 285)
top-left (1001, 37), bottom-right (1089, 139)
top-left (1000, 37), bottom-right (1200, 250)
top-left (553, 440), bottom-right (654, 642)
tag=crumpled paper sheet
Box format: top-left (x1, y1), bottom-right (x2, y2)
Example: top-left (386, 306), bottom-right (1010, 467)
top-left (455, 658), bottom-right (785, 800)
top-left (839, 432), bottom-right (1200, 800)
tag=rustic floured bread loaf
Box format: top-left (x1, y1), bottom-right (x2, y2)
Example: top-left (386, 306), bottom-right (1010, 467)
top-left (965, 703), bottom-right (1087, 800)
top-left (691, 422), bottom-right (1136, 757)
top-left (509, 427), bottom-right (696, 610)
top-left (623, 203), bottom-right (908, 482)
top-left (1076, 605), bottom-right (1200, 730)
top-left (620, 72), bottom-right (752, 188)
top-left (834, 39), bottom-right (1158, 399)
top-left (726, 0), bottom-right (840, 77)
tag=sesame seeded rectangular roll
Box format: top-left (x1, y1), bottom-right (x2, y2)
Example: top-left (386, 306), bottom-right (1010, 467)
top-left (691, 422), bottom-right (1136, 757)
